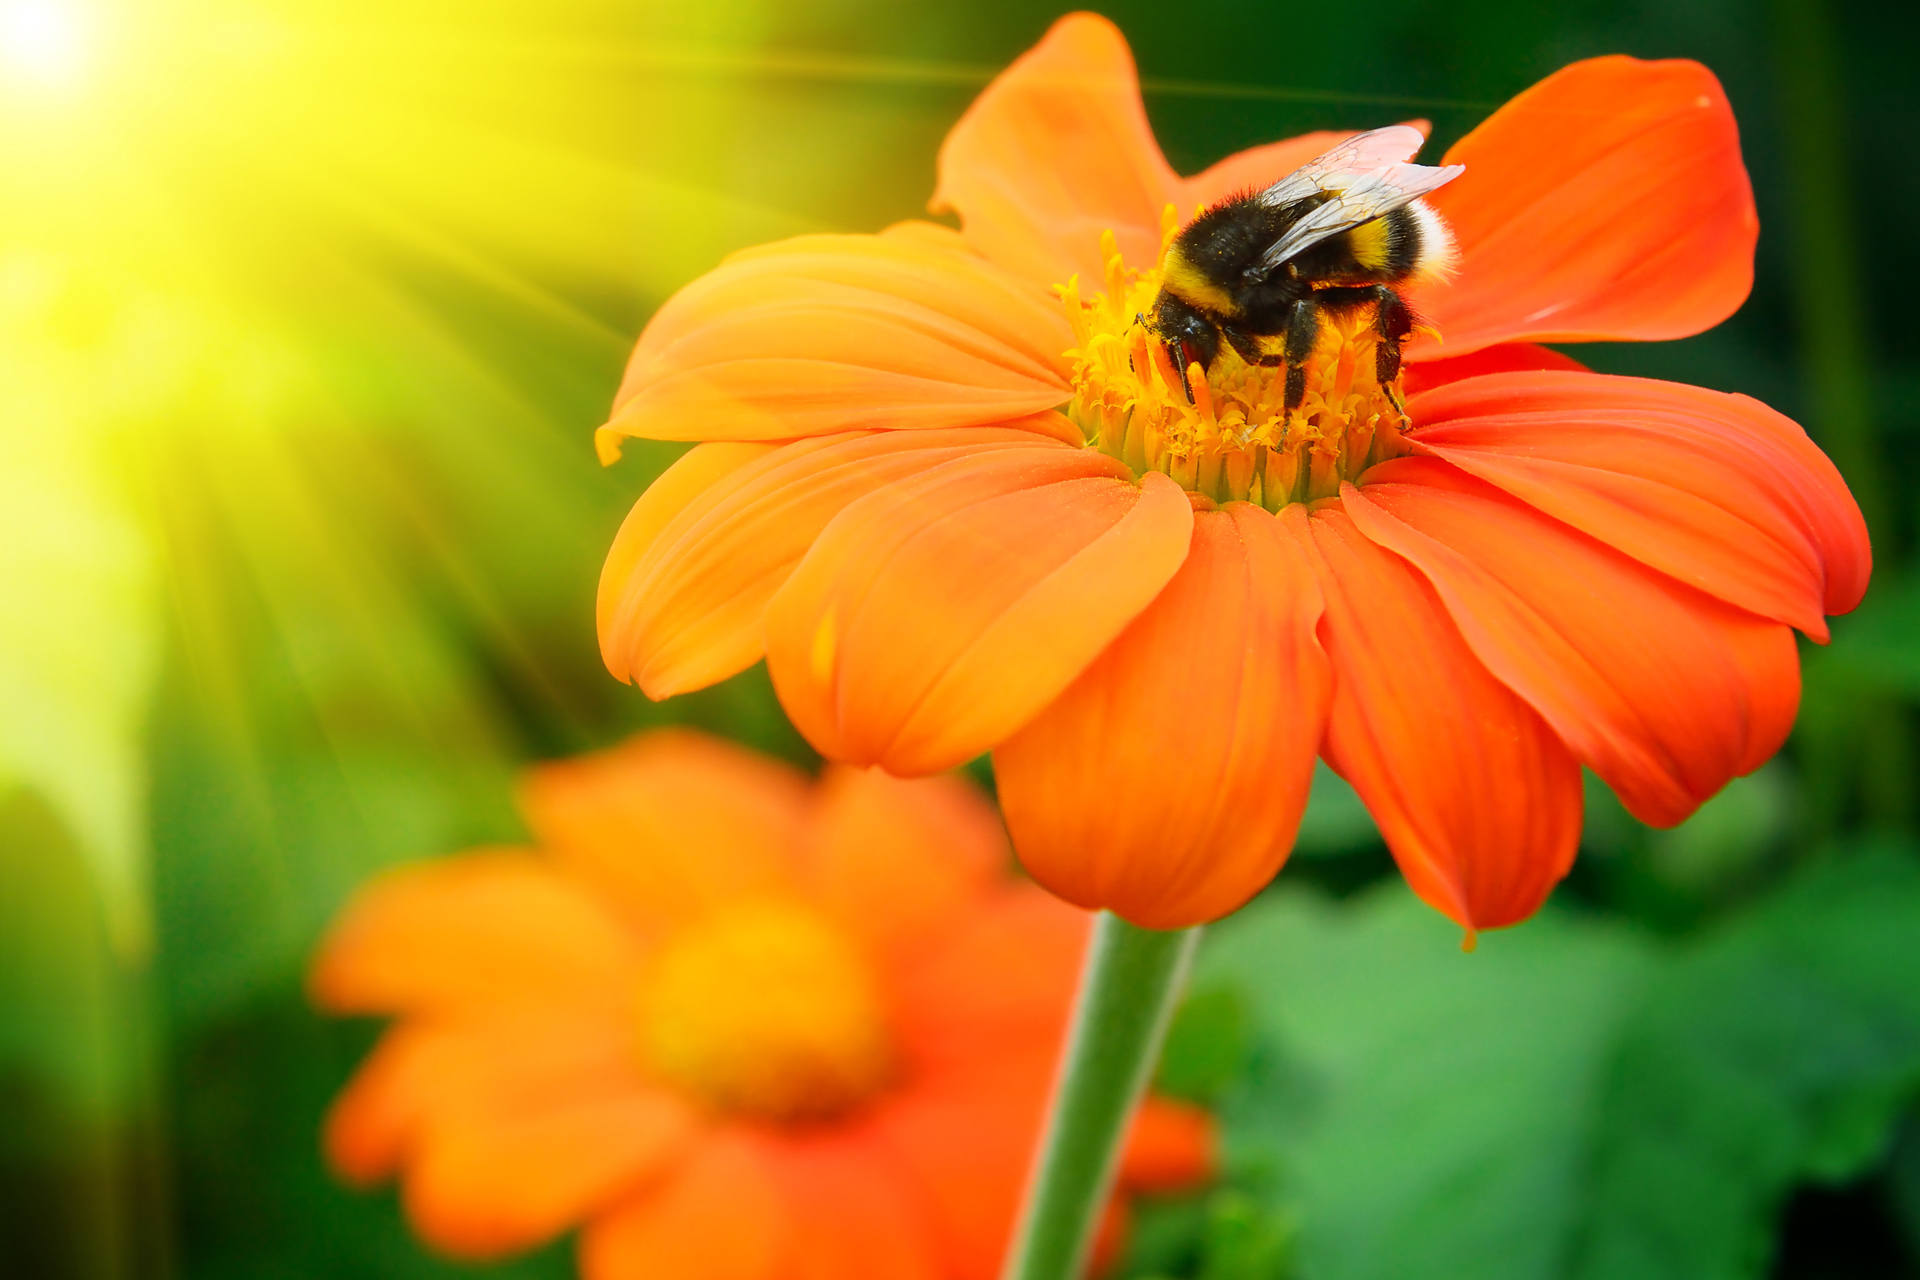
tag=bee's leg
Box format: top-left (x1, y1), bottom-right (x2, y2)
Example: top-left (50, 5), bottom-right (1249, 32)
top-left (1382, 380), bottom-right (1410, 427)
top-left (1370, 286), bottom-right (1415, 386)
top-left (1165, 340), bottom-right (1196, 401)
top-left (1221, 324), bottom-right (1281, 368)
top-left (1368, 286), bottom-right (1415, 427)
top-left (1281, 298), bottom-right (1319, 420)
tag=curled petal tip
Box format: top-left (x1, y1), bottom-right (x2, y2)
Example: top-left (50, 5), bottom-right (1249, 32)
top-left (595, 427), bottom-right (625, 467)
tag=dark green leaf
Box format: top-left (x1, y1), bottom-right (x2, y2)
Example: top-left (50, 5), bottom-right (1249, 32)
top-left (1200, 888), bottom-right (1654, 1280)
top-left (1197, 847), bottom-right (1920, 1280)
top-left (1571, 846), bottom-right (1920, 1280)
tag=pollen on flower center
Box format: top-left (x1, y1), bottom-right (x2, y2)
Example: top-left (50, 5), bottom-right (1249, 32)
top-left (1059, 209), bottom-right (1415, 508)
top-left (640, 900), bottom-right (894, 1122)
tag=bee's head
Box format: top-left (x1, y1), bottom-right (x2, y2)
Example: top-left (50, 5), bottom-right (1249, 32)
top-left (1161, 196), bottom-right (1283, 314)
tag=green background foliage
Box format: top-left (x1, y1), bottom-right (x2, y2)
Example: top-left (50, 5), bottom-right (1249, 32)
top-left (2, 0), bottom-right (1917, 1276)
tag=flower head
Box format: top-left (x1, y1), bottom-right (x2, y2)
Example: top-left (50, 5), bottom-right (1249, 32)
top-left (310, 730), bottom-right (1212, 1278)
top-left (595, 15), bottom-right (1869, 935)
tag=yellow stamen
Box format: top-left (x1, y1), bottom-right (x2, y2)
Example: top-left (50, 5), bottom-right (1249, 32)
top-left (641, 901), bottom-right (894, 1121)
top-left (1058, 210), bottom-right (1416, 510)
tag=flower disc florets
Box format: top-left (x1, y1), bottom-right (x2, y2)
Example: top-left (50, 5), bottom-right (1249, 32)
top-left (641, 900), bottom-right (894, 1122)
top-left (1061, 208), bottom-right (1413, 508)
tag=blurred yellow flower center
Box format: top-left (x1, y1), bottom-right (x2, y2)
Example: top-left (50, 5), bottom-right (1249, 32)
top-left (1059, 210), bottom-right (1413, 508)
top-left (641, 901), bottom-right (894, 1122)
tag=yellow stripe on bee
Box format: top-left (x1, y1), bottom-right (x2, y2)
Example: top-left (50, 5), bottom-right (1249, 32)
top-left (1160, 246), bottom-right (1238, 316)
top-left (1348, 217), bottom-right (1392, 271)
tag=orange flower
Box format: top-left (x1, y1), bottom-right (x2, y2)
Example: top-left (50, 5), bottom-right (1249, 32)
top-left (309, 731), bottom-right (1213, 1279)
top-left (595, 15), bottom-right (1869, 935)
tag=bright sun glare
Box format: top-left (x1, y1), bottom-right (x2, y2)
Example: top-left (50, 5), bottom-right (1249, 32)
top-left (1, 0), bottom-right (86, 88)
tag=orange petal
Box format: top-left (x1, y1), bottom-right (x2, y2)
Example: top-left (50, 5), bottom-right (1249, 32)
top-left (1410, 371), bottom-right (1870, 637)
top-left (1119, 1097), bottom-right (1218, 1195)
top-left (1401, 342), bottom-right (1587, 397)
top-left (996, 504), bottom-right (1330, 929)
top-left (932, 12), bottom-right (1177, 287)
top-left (325, 1014), bottom-right (653, 1177)
top-left (765, 453), bottom-right (1192, 774)
top-left (325, 1022), bottom-right (458, 1186)
top-left (328, 1020), bottom-right (695, 1258)
top-left (1412, 56), bottom-right (1756, 355)
top-left (307, 853), bottom-right (642, 1017)
top-left (598, 441), bottom-right (781, 685)
top-left (804, 765), bottom-right (1008, 960)
top-left (1346, 463), bottom-right (1799, 826)
top-left (519, 731), bottom-right (807, 932)
top-left (755, 1130), bottom-right (944, 1280)
top-left (580, 1130), bottom-right (788, 1280)
top-left (1303, 506), bottom-right (1583, 932)
top-left (602, 428), bottom-right (1075, 699)
top-left (603, 232), bottom-right (1073, 444)
top-left (405, 1091), bottom-right (694, 1259)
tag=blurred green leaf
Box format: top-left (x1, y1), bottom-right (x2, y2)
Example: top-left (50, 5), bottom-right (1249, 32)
top-left (1890, 1115), bottom-right (1920, 1259)
top-left (1200, 887), bottom-right (1654, 1280)
top-left (171, 985), bottom-right (573, 1280)
top-left (0, 785), bottom-right (170, 1280)
top-left (1643, 764), bottom-right (1796, 896)
top-left (1292, 765), bottom-right (1380, 859)
top-left (1159, 985), bottom-right (1255, 1106)
top-left (1196, 846), bottom-right (1920, 1280)
top-left (1571, 843), bottom-right (1920, 1279)
top-left (1814, 576), bottom-right (1920, 698)
top-left (1120, 1188), bottom-right (1299, 1280)
top-left (1196, 1190), bottom-right (1298, 1280)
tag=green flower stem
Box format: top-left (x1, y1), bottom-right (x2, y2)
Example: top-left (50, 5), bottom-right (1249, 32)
top-left (1001, 912), bottom-right (1202, 1280)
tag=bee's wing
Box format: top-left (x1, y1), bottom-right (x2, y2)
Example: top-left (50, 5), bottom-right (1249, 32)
top-left (1253, 125), bottom-right (1463, 272)
top-left (1256, 125), bottom-right (1429, 206)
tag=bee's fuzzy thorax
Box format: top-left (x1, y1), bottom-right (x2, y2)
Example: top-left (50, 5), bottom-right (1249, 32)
top-left (1406, 198), bottom-right (1460, 284)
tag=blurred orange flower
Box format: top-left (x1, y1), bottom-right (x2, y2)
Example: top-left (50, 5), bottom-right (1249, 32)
top-left (595, 14), bottom-right (1868, 935)
top-left (309, 731), bottom-right (1212, 1278)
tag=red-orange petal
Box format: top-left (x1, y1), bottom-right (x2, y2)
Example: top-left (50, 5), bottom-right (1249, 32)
top-left (932, 12), bottom-right (1177, 288)
top-left (601, 428), bottom-right (1075, 699)
top-left (1119, 1097), bottom-right (1218, 1194)
top-left (581, 1130), bottom-right (788, 1280)
top-left (755, 1130), bottom-right (944, 1280)
top-left (765, 453), bottom-right (1192, 774)
top-left (1410, 371), bottom-right (1870, 636)
top-left (995, 504), bottom-right (1330, 929)
top-left (603, 231), bottom-right (1073, 445)
top-left (888, 885), bottom-right (1087, 1077)
top-left (1411, 56), bottom-right (1756, 356)
top-left (307, 853), bottom-right (642, 1017)
top-left (804, 765), bottom-right (1008, 960)
top-left (1726, 619), bottom-right (1802, 776)
top-left (1304, 506), bottom-right (1583, 932)
top-left (1401, 342), bottom-right (1587, 398)
top-left (871, 1047), bottom-right (1057, 1280)
top-left (1345, 463), bottom-right (1799, 826)
top-left (518, 731), bottom-right (807, 933)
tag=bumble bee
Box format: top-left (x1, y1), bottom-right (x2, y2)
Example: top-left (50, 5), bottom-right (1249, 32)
top-left (1146, 125), bottom-right (1463, 416)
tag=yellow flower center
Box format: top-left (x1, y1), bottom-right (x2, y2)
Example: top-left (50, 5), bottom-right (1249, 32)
top-left (1059, 208), bottom-right (1413, 507)
top-left (640, 900), bottom-right (894, 1122)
